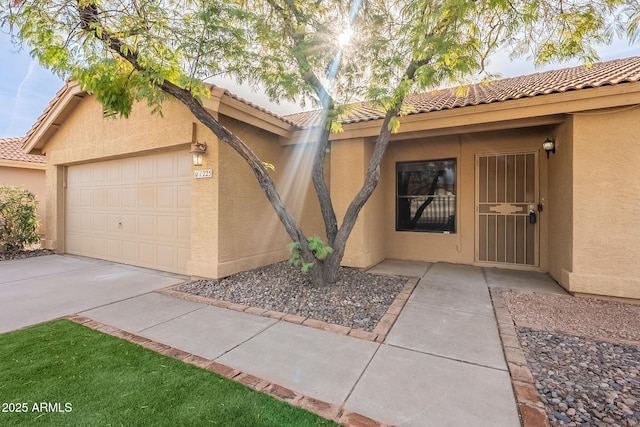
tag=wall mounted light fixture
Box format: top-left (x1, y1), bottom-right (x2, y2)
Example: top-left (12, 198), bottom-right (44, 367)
top-left (190, 142), bottom-right (207, 166)
top-left (543, 138), bottom-right (556, 159)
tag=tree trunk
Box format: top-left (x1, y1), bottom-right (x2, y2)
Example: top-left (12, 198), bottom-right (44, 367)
top-left (311, 123), bottom-right (338, 247)
top-left (159, 81), bottom-right (326, 286)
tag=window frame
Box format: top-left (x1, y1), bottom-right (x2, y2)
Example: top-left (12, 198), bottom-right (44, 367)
top-left (395, 158), bottom-right (457, 234)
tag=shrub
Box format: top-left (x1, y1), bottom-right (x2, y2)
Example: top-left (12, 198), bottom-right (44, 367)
top-left (0, 185), bottom-right (40, 252)
top-left (287, 235), bottom-right (333, 273)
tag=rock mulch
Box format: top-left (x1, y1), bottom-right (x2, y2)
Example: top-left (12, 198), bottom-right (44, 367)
top-left (502, 291), bottom-right (640, 427)
top-left (176, 261), bottom-right (409, 332)
top-left (519, 328), bottom-right (640, 426)
top-left (0, 248), bottom-right (54, 261)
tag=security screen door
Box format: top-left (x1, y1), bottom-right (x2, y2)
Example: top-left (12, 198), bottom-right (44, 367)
top-left (475, 152), bottom-right (539, 267)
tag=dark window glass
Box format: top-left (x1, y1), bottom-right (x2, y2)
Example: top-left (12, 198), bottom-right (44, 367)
top-left (396, 159), bottom-right (456, 233)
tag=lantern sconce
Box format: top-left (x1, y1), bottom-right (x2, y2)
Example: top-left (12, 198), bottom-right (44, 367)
top-left (542, 138), bottom-right (556, 159)
top-left (190, 142), bottom-right (207, 166)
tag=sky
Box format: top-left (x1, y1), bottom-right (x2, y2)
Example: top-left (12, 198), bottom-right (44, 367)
top-left (0, 28), bottom-right (638, 140)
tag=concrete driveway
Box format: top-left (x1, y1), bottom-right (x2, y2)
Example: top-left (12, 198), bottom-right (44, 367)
top-left (0, 255), bottom-right (186, 334)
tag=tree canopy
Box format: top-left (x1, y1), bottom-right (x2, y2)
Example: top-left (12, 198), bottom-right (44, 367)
top-left (2, 0), bottom-right (639, 285)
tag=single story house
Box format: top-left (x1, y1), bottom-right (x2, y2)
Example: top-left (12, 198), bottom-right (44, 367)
top-left (0, 137), bottom-right (46, 235)
top-left (21, 56), bottom-right (640, 301)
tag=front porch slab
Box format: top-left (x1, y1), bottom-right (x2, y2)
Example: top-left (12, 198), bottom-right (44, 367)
top-left (345, 344), bottom-right (519, 427)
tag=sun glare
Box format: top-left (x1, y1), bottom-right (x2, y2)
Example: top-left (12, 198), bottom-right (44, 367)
top-left (338, 27), bottom-right (354, 48)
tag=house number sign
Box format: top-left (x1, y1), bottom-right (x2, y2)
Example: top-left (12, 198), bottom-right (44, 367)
top-left (194, 169), bottom-right (213, 179)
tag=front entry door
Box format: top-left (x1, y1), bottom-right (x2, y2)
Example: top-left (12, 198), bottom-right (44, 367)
top-left (475, 152), bottom-right (539, 267)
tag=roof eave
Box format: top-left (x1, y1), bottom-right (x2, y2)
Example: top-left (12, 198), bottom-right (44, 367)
top-left (0, 159), bottom-right (46, 170)
top-left (21, 81), bottom-right (85, 154)
top-left (285, 82), bottom-right (640, 143)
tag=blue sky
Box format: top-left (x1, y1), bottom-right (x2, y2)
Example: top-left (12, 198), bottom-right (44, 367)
top-left (0, 28), bottom-right (638, 139)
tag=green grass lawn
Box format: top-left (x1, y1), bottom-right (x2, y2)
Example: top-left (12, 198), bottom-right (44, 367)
top-left (0, 320), bottom-right (338, 426)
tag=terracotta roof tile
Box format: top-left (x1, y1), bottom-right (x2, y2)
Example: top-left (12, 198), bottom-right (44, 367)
top-left (21, 56), bottom-right (640, 147)
top-left (210, 84), bottom-right (300, 127)
top-left (285, 56), bottom-right (640, 128)
top-left (22, 79), bottom-right (74, 147)
top-left (0, 137), bottom-right (46, 164)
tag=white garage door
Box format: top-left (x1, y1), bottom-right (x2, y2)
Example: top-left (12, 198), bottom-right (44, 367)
top-left (65, 150), bottom-right (191, 274)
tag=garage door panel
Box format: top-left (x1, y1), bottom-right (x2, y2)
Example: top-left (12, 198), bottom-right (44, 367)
top-left (177, 156), bottom-right (192, 177)
top-left (92, 213), bottom-right (106, 232)
top-left (138, 215), bottom-right (156, 236)
top-left (107, 188), bottom-right (120, 206)
top-left (157, 245), bottom-right (177, 269)
top-left (121, 214), bottom-right (138, 234)
top-left (177, 185), bottom-right (191, 209)
top-left (138, 157), bottom-right (156, 180)
top-left (178, 247), bottom-right (190, 269)
top-left (157, 156), bottom-right (176, 178)
top-left (121, 159), bottom-right (137, 181)
top-left (107, 239), bottom-right (120, 258)
top-left (106, 214), bottom-right (120, 232)
top-left (92, 188), bottom-right (107, 207)
top-left (122, 188), bottom-right (137, 207)
top-left (157, 185), bottom-right (176, 208)
top-left (107, 162), bottom-right (120, 181)
top-left (178, 217), bottom-right (190, 240)
top-left (92, 163), bottom-right (107, 183)
top-left (66, 150), bottom-right (191, 274)
top-left (69, 212), bottom-right (91, 231)
top-left (78, 189), bottom-right (92, 206)
top-left (138, 187), bottom-right (155, 208)
top-left (157, 216), bottom-right (176, 238)
top-left (121, 241), bottom-right (137, 261)
top-left (138, 243), bottom-right (156, 264)
top-left (93, 238), bottom-right (107, 257)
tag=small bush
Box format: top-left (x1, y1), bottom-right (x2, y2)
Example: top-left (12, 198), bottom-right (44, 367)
top-left (287, 235), bottom-right (333, 273)
top-left (0, 185), bottom-right (40, 252)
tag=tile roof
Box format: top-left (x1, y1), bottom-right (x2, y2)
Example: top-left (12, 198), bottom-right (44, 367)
top-left (211, 85), bottom-right (300, 127)
top-left (284, 56), bottom-right (640, 128)
top-left (0, 137), bottom-right (46, 164)
top-left (21, 81), bottom-right (298, 152)
top-left (21, 56), bottom-right (640, 150)
top-left (22, 79), bottom-right (75, 148)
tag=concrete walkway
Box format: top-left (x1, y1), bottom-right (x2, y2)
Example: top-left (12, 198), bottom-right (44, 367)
top-left (0, 255), bottom-right (185, 334)
top-left (0, 255), bottom-right (565, 426)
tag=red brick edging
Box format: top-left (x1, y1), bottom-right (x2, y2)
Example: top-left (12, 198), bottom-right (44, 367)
top-left (490, 288), bottom-right (551, 427)
top-left (65, 314), bottom-right (392, 427)
top-left (156, 277), bottom-right (420, 344)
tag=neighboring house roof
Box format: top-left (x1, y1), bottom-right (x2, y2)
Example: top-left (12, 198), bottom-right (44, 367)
top-left (0, 137), bottom-right (46, 164)
top-left (285, 56), bottom-right (640, 128)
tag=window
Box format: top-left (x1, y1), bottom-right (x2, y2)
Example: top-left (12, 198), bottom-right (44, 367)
top-left (396, 159), bottom-right (456, 233)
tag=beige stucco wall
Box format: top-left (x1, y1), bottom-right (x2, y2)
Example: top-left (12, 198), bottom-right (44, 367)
top-left (0, 165), bottom-right (47, 235)
top-left (41, 96), bottom-right (193, 253)
top-left (568, 107), bottom-right (640, 300)
top-left (547, 118), bottom-right (573, 290)
top-left (330, 138), bottom-right (385, 268)
top-left (210, 116), bottom-right (326, 278)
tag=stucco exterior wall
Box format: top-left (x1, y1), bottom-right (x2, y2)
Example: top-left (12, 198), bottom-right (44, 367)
top-left (569, 107), bottom-right (640, 300)
top-left (330, 138), bottom-right (385, 268)
top-left (186, 121), bottom-right (220, 278)
top-left (41, 96), bottom-right (193, 253)
top-left (0, 166), bottom-right (47, 235)
top-left (377, 127), bottom-right (552, 269)
top-left (546, 118), bottom-right (573, 290)
top-left (202, 116), bottom-right (325, 278)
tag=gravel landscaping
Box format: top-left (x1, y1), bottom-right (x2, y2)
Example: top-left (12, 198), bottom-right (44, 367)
top-left (504, 291), bottom-right (640, 426)
top-left (177, 261), bottom-right (409, 332)
top-left (0, 247), bottom-right (54, 261)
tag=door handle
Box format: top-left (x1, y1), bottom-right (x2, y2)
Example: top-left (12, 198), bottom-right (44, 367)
top-left (529, 209), bottom-right (537, 224)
